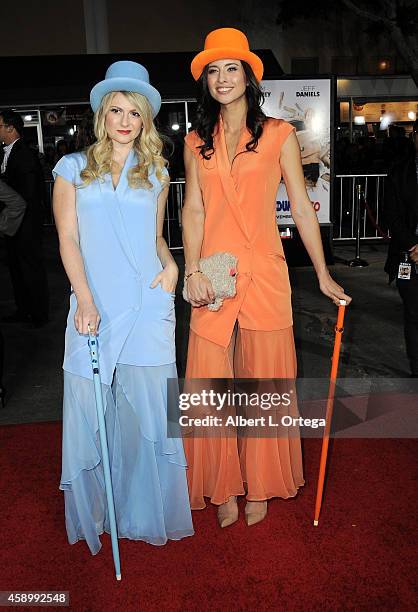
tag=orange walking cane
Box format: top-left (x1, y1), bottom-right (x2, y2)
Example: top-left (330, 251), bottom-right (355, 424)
top-left (313, 300), bottom-right (347, 526)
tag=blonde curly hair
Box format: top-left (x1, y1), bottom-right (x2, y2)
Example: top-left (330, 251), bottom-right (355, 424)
top-left (80, 91), bottom-right (169, 190)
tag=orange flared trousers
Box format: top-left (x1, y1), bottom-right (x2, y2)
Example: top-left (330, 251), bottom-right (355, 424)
top-left (183, 325), bottom-right (305, 509)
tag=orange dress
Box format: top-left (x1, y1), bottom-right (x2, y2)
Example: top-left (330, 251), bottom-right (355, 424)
top-left (183, 116), bottom-right (304, 509)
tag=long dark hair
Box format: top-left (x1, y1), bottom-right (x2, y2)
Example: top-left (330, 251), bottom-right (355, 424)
top-left (194, 61), bottom-right (267, 159)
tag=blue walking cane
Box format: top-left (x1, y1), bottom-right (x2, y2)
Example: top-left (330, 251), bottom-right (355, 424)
top-left (87, 324), bottom-right (122, 581)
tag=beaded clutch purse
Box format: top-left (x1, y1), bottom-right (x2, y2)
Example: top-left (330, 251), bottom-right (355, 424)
top-left (183, 252), bottom-right (238, 311)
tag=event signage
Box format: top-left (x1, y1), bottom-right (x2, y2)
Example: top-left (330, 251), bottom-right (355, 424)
top-left (261, 79), bottom-right (332, 226)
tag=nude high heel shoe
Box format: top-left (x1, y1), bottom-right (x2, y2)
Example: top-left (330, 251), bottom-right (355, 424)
top-left (245, 501), bottom-right (267, 526)
top-left (217, 496), bottom-right (238, 528)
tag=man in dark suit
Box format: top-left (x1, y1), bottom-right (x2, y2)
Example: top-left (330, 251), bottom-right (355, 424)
top-left (0, 110), bottom-right (49, 326)
top-left (384, 122), bottom-right (418, 377)
top-left (0, 179), bottom-right (27, 406)
top-left (0, 179), bottom-right (27, 237)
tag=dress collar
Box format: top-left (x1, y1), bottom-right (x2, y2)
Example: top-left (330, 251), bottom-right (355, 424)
top-left (215, 114), bottom-right (250, 171)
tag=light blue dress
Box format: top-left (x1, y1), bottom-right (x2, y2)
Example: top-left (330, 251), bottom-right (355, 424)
top-left (53, 150), bottom-right (193, 554)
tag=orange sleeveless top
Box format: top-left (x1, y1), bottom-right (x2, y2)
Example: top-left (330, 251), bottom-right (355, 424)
top-left (184, 116), bottom-right (295, 347)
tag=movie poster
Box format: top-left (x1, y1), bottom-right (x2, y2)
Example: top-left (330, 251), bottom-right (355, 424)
top-left (261, 79), bottom-right (331, 226)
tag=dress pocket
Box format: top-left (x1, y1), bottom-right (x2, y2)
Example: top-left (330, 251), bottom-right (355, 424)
top-left (156, 284), bottom-right (176, 298)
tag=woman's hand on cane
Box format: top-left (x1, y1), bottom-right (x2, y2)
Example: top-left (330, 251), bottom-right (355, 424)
top-left (186, 272), bottom-right (215, 307)
top-left (317, 270), bottom-right (352, 306)
top-left (75, 299), bottom-right (101, 335)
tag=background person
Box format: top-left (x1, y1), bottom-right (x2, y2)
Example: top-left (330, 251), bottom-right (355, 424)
top-left (384, 120), bottom-right (418, 377)
top-left (0, 179), bottom-right (27, 408)
top-left (0, 110), bottom-right (49, 327)
top-left (182, 28), bottom-right (351, 528)
top-left (0, 178), bottom-right (27, 237)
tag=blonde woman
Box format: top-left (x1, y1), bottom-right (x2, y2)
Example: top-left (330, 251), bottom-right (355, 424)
top-left (52, 62), bottom-right (193, 554)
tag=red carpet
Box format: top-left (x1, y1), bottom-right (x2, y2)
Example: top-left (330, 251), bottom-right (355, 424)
top-left (0, 422), bottom-right (416, 611)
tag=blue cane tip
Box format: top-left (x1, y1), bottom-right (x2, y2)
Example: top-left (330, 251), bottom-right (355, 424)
top-left (116, 574), bottom-right (122, 581)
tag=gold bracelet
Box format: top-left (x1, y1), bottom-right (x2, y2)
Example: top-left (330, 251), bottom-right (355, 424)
top-left (185, 269), bottom-right (202, 281)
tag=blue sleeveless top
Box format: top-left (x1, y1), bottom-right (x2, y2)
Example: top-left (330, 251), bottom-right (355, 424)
top-left (53, 150), bottom-right (175, 385)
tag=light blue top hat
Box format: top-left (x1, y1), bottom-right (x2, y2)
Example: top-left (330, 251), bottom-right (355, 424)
top-left (90, 61), bottom-right (162, 118)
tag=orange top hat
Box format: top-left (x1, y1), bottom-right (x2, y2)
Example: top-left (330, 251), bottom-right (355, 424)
top-left (191, 28), bottom-right (264, 82)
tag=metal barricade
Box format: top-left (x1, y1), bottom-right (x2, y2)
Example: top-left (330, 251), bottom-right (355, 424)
top-left (43, 179), bottom-right (55, 225)
top-left (165, 180), bottom-right (185, 250)
top-left (45, 174), bottom-right (389, 246)
top-left (334, 174), bottom-right (388, 240)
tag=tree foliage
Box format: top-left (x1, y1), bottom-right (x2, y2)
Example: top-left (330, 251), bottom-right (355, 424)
top-left (276, 0), bottom-right (418, 84)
